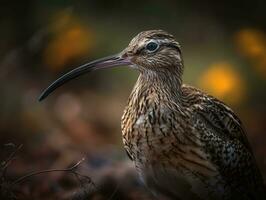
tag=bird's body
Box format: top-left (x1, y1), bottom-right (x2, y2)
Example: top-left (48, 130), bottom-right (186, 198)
top-left (39, 30), bottom-right (265, 199)
top-left (120, 30), bottom-right (264, 199)
top-left (122, 76), bottom-right (264, 199)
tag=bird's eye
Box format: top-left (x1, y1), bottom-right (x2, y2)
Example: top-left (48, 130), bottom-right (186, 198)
top-left (146, 42), bottom-right (159, 52)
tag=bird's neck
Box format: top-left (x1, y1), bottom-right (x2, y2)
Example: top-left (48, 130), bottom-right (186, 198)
top-left (123, 69), bottom-right (183, 133)
top-left (131, 69), bottom-right (182, 107)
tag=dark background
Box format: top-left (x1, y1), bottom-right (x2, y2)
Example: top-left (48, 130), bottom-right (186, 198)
top-left (0, 0), bottom-right (266, 199)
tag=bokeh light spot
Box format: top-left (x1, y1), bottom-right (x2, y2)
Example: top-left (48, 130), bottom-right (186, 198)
top-left (198, 63), bottom-right (245, 105)
top-left (235, 29), bottom-right (266, 78)
top-left (43, 11), bottom-right (95, 72)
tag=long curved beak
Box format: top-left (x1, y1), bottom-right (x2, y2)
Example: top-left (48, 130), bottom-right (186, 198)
top-left (38, 53), bottom-right (131, 101)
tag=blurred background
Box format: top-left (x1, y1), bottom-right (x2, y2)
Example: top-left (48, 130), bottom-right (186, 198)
top-left (0, 0), bottom-right (266, 199)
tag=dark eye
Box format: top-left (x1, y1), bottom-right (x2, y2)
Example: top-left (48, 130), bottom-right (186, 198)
top-left (146, 42), bottom-right (159, 52)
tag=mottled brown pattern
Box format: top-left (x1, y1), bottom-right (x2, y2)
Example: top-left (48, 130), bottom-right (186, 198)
top-left (121, 30), bottom-right (265, 200)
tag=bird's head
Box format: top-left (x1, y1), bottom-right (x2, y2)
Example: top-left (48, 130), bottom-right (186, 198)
top-left (39, 30), bottom-right (183, 101)
top-left (123, 30), bottom-right (183, 72)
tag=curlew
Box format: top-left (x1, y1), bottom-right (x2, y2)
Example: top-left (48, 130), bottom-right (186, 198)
top-left (39, 30), bottom-right (265, 200)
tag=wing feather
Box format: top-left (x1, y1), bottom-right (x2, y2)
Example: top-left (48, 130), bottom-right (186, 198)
top-left (182, 85), bottom-right (265, 198)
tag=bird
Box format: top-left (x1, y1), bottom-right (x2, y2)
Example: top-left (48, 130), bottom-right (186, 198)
top-left (39, 30), bottom-right (265, 200)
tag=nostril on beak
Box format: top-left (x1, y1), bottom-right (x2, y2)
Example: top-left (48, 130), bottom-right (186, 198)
top-left (122, 52), bottom-right (129, 58)
top-left (123, 50), bottom-right (134, 57)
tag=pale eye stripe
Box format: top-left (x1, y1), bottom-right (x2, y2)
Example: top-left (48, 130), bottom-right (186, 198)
top-left (137, 39), bottom-right (180, 54)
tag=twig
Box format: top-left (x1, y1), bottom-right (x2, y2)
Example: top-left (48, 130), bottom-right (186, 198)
top-left (1, 144), bottom-right (23, 179)
top-left (1, 144), bottom-right (23, 173)
top-left (10, 157), bottom-right (86, 188)
top-left (107, 182), bottom-right (120, 200)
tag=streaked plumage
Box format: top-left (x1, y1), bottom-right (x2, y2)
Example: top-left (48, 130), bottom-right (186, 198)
top-left (121, 30), bottom-right (264, 199)
top-left (39, 30), bottom-right (265, 200)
